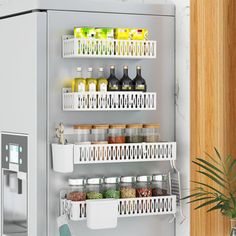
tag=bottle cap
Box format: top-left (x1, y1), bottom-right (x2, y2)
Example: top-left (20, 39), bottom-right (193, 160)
top-left (88, 67), bottom-right (93, 72)
top-left (110, 65), bottom-right (115, 69)
top-left (123, 65), bottom-right (128, 69)
top-left (137, 175), bottom-right (152, 182)
top-left (99, 67), bottom-right (104, 72)
top-left (137, 66), bottom-right (142, 70)
top-left (76, 67), bottom-right (82, 72)
top-left (68, 178), bottom-right (85, 186)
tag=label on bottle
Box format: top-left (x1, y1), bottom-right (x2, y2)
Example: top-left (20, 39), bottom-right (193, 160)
top-left (99, 83), bottom-right (107, 92)
top-left (135, 85), bottom-right (145, 91)
top-left (78, 82), bottom-right (86, 92)
top-left (88, 83), bottom-right (96, 92)
top-left (122, 85), bottom-right (132, 90)
top-left (109, 85), bottom-right (119, 91)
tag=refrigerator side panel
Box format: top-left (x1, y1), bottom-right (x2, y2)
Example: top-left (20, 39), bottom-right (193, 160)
top-left (0, 12), bottom-right (47, 236)
top-left (48, 10), bottom-right (175, 236)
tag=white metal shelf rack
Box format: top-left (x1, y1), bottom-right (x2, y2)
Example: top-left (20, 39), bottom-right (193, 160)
top-left (62, 35), bottom-right (157, 59)
top-left (62, 89), bottom-right (157, 111)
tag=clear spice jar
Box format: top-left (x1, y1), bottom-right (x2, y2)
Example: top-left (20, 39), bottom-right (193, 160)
top-left (103, 177), bottom-right (120, 199)
top-left (120, 176), bottom-right (136, 198)
top-left (86, 177), bottom-right (103, 199)
top-left (143, 124), bottom-right (160, 143)
top-left (152, 174), bottom-right (170, 196)
top-left (67, 178), bottom-right (86, 201)
top-left (91, 124), bottom-right (109, 142)
top-left (108, 124), bottom-right (126, 144)
top-left (136, 175), bottom-right (152, 198)
top-left (125, 124), bottom-right (143, 143)
top-left (73, 124), bottom-right (92, 144)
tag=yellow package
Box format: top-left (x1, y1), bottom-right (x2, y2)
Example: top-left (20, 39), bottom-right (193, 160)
top-left (96, 28), bottom-right (114, 40)
top-left (114, 28), bottom-right (130, 40)
top-left (130, 28), bottom-right (148, 40)
top-left (74, 27), bottom-right (96, 39)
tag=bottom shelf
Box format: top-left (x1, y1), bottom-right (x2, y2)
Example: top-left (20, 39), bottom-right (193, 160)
top-left (60, 195), bottom-right (176, 221)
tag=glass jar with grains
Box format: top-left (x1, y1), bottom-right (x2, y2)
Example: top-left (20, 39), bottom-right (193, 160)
top-left (125, 124), bottom-right (143, 143)
top-left (67, 178), bottom-right (86, 201)
top-left (152, 174), bottom-right (170, 196)
top-left (143, 124), bottom-right (160, 143)
top-left (73, 124), bottom-right (92, 144)
top-left (136, 175), bottom-right (152, 198)
top-left (86, 177), bottom-right (103, 199)
top-left (103, 177), bottom-right (120, 199)
top-left (108, 124), bottom-right (126, 144)
top-left (120, 176), bottom-right (136, 198)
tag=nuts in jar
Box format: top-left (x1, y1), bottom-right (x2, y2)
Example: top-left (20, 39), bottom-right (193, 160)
top-left (136, 175), bottom-right (152, 198)
top-left (120, 176), bottom-right (136, 198)
top-left (125, 124), bottom-right (143, 143)
top-left (152, 174), bottom-right (170, 196)
top-left (143, 124), bottom-right (160, 143)
top-left (67, 178), bottom-right (86, 201)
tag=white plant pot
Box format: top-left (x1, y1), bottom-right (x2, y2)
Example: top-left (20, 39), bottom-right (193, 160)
top-left (51, 143), bottom-right (74, 173)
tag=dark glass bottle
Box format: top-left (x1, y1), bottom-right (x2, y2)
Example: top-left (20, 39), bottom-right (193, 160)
top-left (107, 65), bottom-right (120, 91)
top-left (120, 66), bottom-right (134, 91)
top-left (133, 66), bottom-right (146, 92)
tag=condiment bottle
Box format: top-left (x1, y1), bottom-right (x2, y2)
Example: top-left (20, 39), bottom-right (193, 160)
top-left (108, 124), bottom-right (126, 144)
top-left (143, 124), bottom-right (160, 143)
top-left (97, 67), bottom-right (108, 92)
top-left (152, 174), bottom-right (170, 196)
top-left (86, 178), bottom-right (103, 199)
top-left (133, 66), bottom-right (147, 92)
top-left (120, 176), bottom-right (136, 198)
top-left (136, 175), bottom-right (152, 198)
top-left (74, 67), bottom-right (86, 92)
top-left (67, 178), bottom-right (86, 201)
top-left (120, 65), bottom-right (134, 91)
top-left (103, 177), bottom-right (120, 199)
top-left (73, 124), bottom-right (92, 144)
top-left (86, 67), bottom-right (97, 92)
top-left (125, 124), bottom-right (143, 143)
top-left (107, 65), bottom-right (120, 91)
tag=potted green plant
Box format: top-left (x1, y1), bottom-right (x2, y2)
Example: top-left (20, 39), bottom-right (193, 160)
top-left (183, 148), bottom-right (236, 236)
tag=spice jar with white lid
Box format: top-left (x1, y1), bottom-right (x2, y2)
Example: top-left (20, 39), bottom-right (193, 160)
top-left (125, 124), bottom-right (143, 143)
top-left (120, 176), bottom-right (136, 198)
top-left (91, 124), bottom-right (109, 142)
top-left (67, 178), bottom-right (86, 201)
top-left (136, 175), bottom-right (152, 197)
top-left (86, 177), bottom-right (103, 199)
top-left (73, 124), bottom-right (92, 144)
top-left (103, 177), bottom-right (120, 199)
top-left (108, 124), bottom-right (126, 144)
top-left (143, 124), bottom-right (160, 143)
top-left (152, 174), bottom-right (170, 196)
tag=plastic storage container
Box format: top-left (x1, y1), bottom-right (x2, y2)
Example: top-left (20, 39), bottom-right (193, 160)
top-left (152, 174), bottom-right (170, 196)
top-left (74, 124), bottom-right (92, 144)
top-left (67, 178), bottom-right (86, 201)
top-left (120, 176), bottom-right (136, 198)
top-left (86, 178), bottom-right (103, 199)
top-left (108, 124), bottom-right (126, 144)
top-left (143, 124), bottom-right (160, 142)
top-left (103, 177), bottom-right (120, 199)
top-left (92, 124), bottom-right (109, 142)
top-left (125, 124), bottom-right (143, 143)
top-left (136, 175), bottom-right (152, 198)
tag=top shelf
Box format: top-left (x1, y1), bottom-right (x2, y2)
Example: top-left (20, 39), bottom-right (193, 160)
top-left (62, 36), bottom-right (157, 59)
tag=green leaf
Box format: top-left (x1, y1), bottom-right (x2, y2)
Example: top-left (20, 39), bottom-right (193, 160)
top-left (187, 196), bottom-right (214, 204)
top-left (181, 192), bottom-right (209, 200)
top-left (192, 161), bottom-right (226, 183)
top-left (225, 155), bottom-right (232, 165)
top-left (207, 203), bottom-right (224, 212)
top-left (195, 198), bottom-right (220, 210)
top-left (214, 147), bottom-right (222, 160)
top-left (205, 152), bottom-right (221, 166)
top-left (196, 158), bottom-right (224, 175)
top-left (227, 159), bottom-right (236, 176)
top-left (197, 171), bottom-right (228, 189)
top-left (191, 181), bottom-right (226, 197)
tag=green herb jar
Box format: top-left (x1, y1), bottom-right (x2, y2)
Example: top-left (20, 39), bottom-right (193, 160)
top-left (103, 177), bottom-right (120, 199)
top-left (86, 178), bottom-right (103, 199)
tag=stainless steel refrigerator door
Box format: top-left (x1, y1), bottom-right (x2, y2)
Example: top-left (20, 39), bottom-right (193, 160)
top-left (48, 9), bottom-right (175, 236)
top-left (0, 12), bottom-right (47, 236)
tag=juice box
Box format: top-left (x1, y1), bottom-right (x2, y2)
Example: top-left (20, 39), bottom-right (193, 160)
top-left (114, 28), bottom-right (130, 40)
top-left (130, 28), bottom-right (148, 40)
top-left (74, 27), bottom-right (96, 39)
top-left (96, 28), bottom-right (114, 40)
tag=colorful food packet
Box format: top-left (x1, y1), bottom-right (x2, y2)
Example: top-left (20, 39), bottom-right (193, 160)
top-left (74, 27), bottom-right (96, 39)
top-left (114, 28), bottom-right (130, 40)
top-left (130, 28), bottom-right (148, 40)
top-left (96, 28), bottom-right (114, 39)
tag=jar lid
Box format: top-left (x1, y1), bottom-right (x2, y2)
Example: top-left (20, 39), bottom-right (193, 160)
top-left (152, 174), bottom-right (168, 181)
top-left (104, 177), bottom-right (120, 184)
top-left (110, 124), bottom-right (126, 129)
top-left (74, 124), bottom-right (92, 130)
top-left (76, 67), bottom-right (82, 72)
top-left (120, 176), bottom-right (136, 183)
top-left (126, 124), bottom-right (143, 129)
top-left (137, 175), bottom-right (152, 182)
top-left (92, 124), bottom-right (109, 129)
top-left (68, 178), bottom-right (85, 186)
top-left (92, 141), bottom-right (108, 145)
top-left (87, 178), bottom-right (103, 185)
top-left (143, 124), bottom-right (160, 129)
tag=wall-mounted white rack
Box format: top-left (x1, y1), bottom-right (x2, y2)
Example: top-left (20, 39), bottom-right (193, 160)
top-left (62, 88), bottom-right (157, 111)
top-left (52, 142), bottom-right (176, 173)
top-left (60, 196), bottom-right (176, 221)
top-left (62, 35), bottom-right (157, 59)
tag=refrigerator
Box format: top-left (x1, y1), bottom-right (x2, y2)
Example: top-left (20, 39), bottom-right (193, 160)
top-left (0, 1), bottom-right (179, 235)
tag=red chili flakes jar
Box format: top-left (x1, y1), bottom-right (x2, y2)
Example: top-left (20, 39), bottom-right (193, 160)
top-left (136, 175), bottom-right (152, 198)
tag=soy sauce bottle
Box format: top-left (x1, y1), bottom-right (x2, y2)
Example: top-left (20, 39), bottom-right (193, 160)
top-left (120, 65), bottom-right (134, 91)
top-left (107, 65), bottom-right (120, 91)
top-left (133, 66), bottom-right (147, 92)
